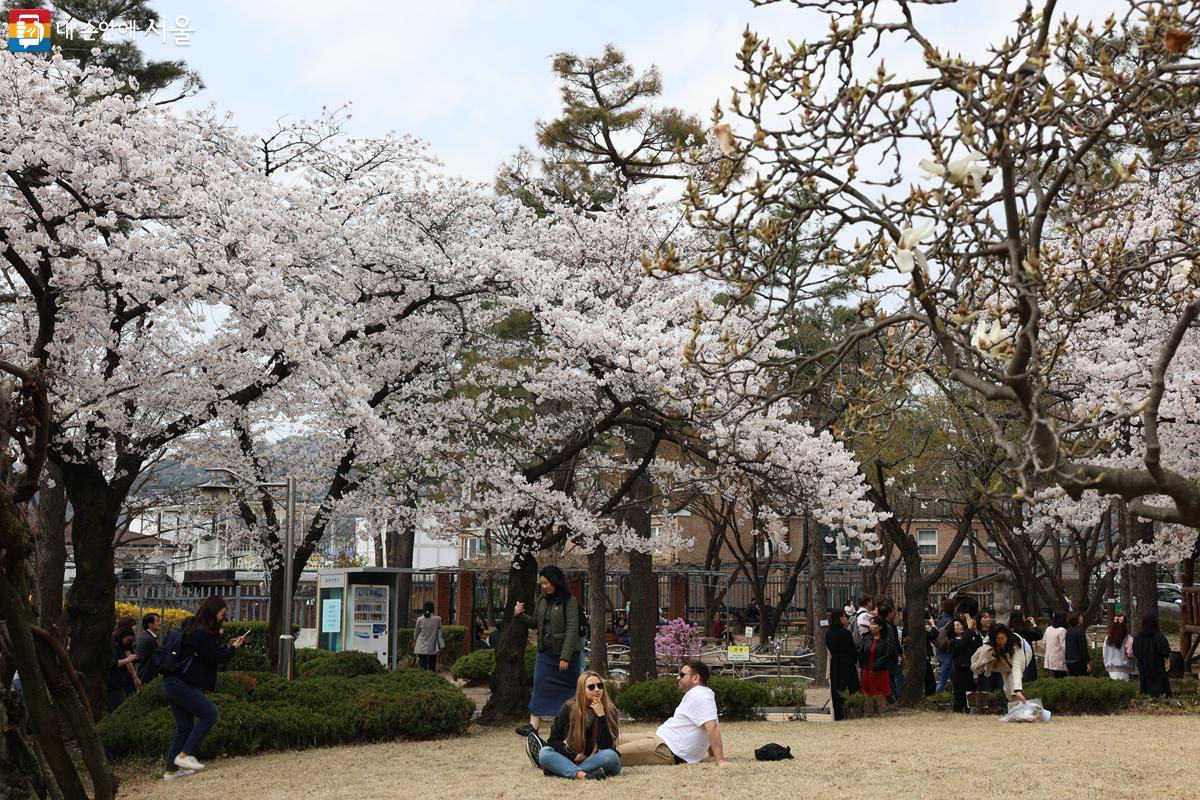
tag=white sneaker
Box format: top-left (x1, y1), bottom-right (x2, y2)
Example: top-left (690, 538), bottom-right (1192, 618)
top-left (173, 755), bottom-right (205, 771)
top-left (163, 769), bottom-right (195, 781)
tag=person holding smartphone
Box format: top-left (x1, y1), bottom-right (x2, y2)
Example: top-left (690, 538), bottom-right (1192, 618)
top-left (160, 596), bottom-right (247, 780)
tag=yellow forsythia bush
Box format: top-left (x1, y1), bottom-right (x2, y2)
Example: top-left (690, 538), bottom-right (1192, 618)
top-left (114, 601), bottom-right (192, 631)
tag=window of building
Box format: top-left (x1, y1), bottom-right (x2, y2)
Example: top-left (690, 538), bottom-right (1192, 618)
top-left (917, 528), bottom-right (938, 556)
top-left (462, 536), bottom-right (482, 560)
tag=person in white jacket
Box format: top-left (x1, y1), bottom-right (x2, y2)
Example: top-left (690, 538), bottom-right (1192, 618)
top-left (1102, 614), bottom-right (1138, 682)
top-left (970, 624), bottom-right (1031, 702)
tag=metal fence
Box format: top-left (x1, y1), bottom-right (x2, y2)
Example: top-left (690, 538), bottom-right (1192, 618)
top-left (113, 582), bottom-right (318, 629)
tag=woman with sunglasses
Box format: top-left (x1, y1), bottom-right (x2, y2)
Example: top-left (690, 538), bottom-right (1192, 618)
top-left (536, 671), bottom-right (621, 781)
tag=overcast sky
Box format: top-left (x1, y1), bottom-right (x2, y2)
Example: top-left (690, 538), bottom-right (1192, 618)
top-left (133, 0), bottom-right (1132, 185)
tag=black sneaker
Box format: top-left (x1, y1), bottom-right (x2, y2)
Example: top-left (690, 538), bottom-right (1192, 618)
top-left (525, 731), bottom-right (544, 768)
top-left (585, 767), bottom-right (607, 781)
top-left (514, 723), bottom-right (535, 737)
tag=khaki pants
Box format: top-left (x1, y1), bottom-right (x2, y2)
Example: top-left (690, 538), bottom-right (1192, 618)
top-left (618, 734), bottom-right (678, 767)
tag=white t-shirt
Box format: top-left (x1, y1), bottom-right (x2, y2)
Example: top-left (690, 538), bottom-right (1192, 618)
top-left (655, 685), bottom-right (718, 764)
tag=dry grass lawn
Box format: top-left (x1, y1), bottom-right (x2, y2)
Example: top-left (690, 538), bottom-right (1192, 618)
top-left (118, 712), bottom-right (1195, 800)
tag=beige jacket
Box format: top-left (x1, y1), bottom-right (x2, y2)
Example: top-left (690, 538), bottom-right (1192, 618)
top-left (971, 636), bottom-right (1031, 696)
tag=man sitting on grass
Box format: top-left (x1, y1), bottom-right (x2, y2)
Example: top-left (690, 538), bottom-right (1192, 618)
top-left (618, 660), bottom-right (732, 768)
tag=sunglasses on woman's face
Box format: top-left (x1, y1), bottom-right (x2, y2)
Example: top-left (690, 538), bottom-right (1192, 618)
top-left (586, 682), bottom-right (604, 692)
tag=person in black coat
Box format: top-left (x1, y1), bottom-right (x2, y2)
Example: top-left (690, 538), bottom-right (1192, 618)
top-left (826, 610), bottom-right (860, 721)
top-left (135, 613), bottom-right (162, 684)
top-left (948, 616), bottom-right (983, 713)
top-left (1131, 614), bottom-right (1172, 698)
top-left (160, 597), bottom-right (248, 779)
top-left (1065, 612), bottom-right (1092, 676)
top-left (107, 626), bottom-right (138, 712)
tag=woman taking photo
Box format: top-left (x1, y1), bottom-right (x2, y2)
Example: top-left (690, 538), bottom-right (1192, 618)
top-left (161, 596), bottom-right (247, 780)
top-left (532, 671), bottom-right (620, 781)
top-left (826, 609), bottom-right (860, 721)
top-left (413, 601), bottom-right (444, 671)
top-left (514, 565), bottom-right (581, 736)
top-left (857, 615), bottom-right (896, 715)
top-left (1007, 613), bottom-right (1043, 683)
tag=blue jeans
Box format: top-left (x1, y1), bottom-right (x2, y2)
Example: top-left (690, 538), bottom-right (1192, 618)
top-left (538, 747), bottom-right (621, 779)
top-left (161, 676), bottom-right (218, 771)
top-left (935, 651), bottom-right (954, 693)
top-left (889, 664), bottom-right (903, 700)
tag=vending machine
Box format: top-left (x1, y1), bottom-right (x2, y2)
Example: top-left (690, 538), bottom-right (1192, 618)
top-left (349, 584), bottom-right (390, 666)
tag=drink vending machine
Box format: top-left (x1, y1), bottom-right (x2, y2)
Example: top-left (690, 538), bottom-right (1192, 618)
top-left (349, 584), bottom-right (389, 666)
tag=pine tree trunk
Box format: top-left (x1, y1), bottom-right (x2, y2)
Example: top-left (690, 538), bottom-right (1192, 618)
top-left (480, 553), bottom-right (538, 723)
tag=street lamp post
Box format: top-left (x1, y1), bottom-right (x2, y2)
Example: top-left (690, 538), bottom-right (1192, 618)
top-left (197, 467), bottom-right (297, 680)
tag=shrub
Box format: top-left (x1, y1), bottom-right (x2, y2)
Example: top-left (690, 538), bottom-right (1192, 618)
top-left (297, 650), bottom-right (385, 678)
top-left (222, 647), bottom-right (271, 673)
top-left (115, 602), bottom-right (191, 632)
top-left (615, 678), bottom-right (681, 721)
top-left (295, 648), bottom-right (331, 666)
top-left (839, 691), bottom-right (866, 717)
top-left (655, 619), bottom-right (702, 668)
top-left (100, 666), bottom-right (475, 761)
top-left (766, 680), bottom-right (807, 708)
top-left (392, 687), bottom-right (475, 739)
top-left (451, 649), bottom-right (495, 683)
top-left (708, 676), bottom-right (768, 720)
top-left (1022, 677), bottom-right (1136, 714)
top-left (1088, 646), bottom-right (1107, 678)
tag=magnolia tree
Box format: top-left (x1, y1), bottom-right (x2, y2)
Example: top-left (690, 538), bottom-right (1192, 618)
top-left (684, 0), bottom-right (1200, 632)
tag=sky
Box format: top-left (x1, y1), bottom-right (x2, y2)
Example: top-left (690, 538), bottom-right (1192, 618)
top-left (118, 0), bottom-right (1134, 186)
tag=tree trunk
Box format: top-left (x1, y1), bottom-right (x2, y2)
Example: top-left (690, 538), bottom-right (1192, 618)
top-left (391, 526), bottom-right (416, 628)
top-left (808, 518), bottom-right (828, 687)
top-left (1131, 518), bottom-right (1158, 630)
top-left (60, 462), bottom-right (124, 718)
top-left (900, 554), bottom-right (929, 705)
top-left (480, 552), bottom-right (538, 724)
top-left (1180, 555), bottom-right (1195, 663)
top-left (622, 427), bottom-right (657, 683)
top-left (34, 461), bottom-right (67, 634)
top-left (587, 545), bottom-right (608, 674)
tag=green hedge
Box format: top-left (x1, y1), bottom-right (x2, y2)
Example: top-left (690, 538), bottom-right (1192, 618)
top-left (395, 625), bottom-right (468, 668)
top-left (615, 677), bottom-right (767, 721)
top-left (100, 669), bottom-right (474, 762)
top-left (297, 650), bottom-right (385, 678)
top-left (1022, 677), bottom-right (1136, 714)
top-left (765, 680), bottom-right (807, 708)
top-left (215, 621), bottom-right (299, 671)
top-left (295, 648), bottom-right (331, 666)
top-left (451, 645), bottom-right (537, 683)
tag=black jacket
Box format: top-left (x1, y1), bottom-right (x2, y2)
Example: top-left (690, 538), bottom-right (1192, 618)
top-left (135, 630), bottom-right (159, 683)
top-left (827, 626), bottom-right (860, 693)
top-left (1018, 627), bottom-right (1042, 682)
top-left (1131, 631), bottom-right (1171, 697)
top-left (179, 625), bottom-right (235, 692)
top-left (1065, 625), bottom-right (1089, 665)
top-left (949, 631), bottom-right (983, 671)
top-left (858, 634), bottom-right (897, 671)
top-left (547, 700), bottom-right (617, 761)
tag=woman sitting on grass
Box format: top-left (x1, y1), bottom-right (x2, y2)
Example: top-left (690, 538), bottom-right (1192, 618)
top-left (535, 671), bottom-right (620, 781)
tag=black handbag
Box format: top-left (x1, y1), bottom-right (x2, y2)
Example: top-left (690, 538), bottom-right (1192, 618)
top-left (754, 742), bottom-right (794, 761)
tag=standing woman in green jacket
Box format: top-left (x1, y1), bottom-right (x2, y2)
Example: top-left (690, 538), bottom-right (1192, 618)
top-left (513, 565), bottom-right (581, 736)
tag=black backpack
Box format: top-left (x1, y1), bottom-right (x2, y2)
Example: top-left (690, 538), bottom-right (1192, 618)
top-left (754, 743), bottom-right (794, 761)
top-left (151, 628), bottom-right (192, 676)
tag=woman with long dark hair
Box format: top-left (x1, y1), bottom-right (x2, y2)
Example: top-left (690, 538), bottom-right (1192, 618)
top-left (972, 623), bottom-right (1030, 702)
top-left (857, 615), bottom-right (896, 716)
top-left (413, 601), bottom-right (444, 671)
top-left (160, 596), bottom-right (247, 780)
top-left (1102, 613), bottom-right (1137, 682)
top-left (1131, 614), bottom-right (1172, 697)
top-left (514, 565), bottom-right (581, 736)
top-left (1007, 613), bottom-right (1042, 683)
top-left (533, 671), bottom-right (620, 780)
top-left (826, 609), bottom-right (860, 721)
top-left (1064, 612), bottom-right (1091, 676)
top-left (949, 616), bottom-right (982, 713)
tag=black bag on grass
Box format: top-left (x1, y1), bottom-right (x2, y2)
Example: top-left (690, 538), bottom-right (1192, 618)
top-left (754, 743), bottom-right (793, 761)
